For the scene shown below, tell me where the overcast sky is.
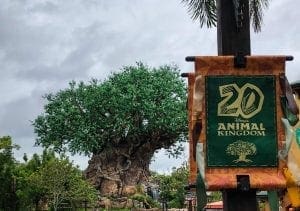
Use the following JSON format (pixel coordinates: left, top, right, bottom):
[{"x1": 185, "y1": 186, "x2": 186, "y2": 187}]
[{"x1": 1, "y1": 0, "x2": 299, "y2": 173}]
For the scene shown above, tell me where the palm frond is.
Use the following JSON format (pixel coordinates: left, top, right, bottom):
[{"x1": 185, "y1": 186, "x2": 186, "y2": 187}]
[
  {"x1": 182, "y1": 0, "x2": 217, "y2": 28},
  {"x1": 182, "y1": 0, "x2": 269, "y2": 32},
  {"x1": 249, "y1": 0, "x2": 269, "y2": 32}
]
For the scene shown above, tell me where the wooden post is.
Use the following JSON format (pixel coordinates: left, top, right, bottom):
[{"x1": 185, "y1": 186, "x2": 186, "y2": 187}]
[
  {"x1": 216, "y1": 0, "x2": 251, "y2": 56},
  {"x1": 216, "y1": 0, "x2": 257, "y2": 210},
  {"x1": 222, "y1": 189, "x2": 258, "y2": 211}
]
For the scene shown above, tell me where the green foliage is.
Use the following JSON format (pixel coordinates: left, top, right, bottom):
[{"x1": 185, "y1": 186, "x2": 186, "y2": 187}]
[
  {"x1": 181, "y1": 0, "x2": 217, "y2": 28},
  {"x1": 0, "y1": 136, "x2": 19, "y2": 210},
  {"x1": 135, "y1": 184, "x2": 144, "y2": 194},
  {"x1": 208, "y1": 191, "x2": 222, "y2": 202},
  {"x1": 131, "y1": 193, "x2": 159, "y2": 209},
  {"x1": 33, "y1": 63, "x2": 187, "y2": 156},
  {"x1": 181, "y1": 0, "x2": 270, "y2": 32},
  {"x1": 249, "y1": 0, "x2": 269, "y2": 32},
  {"x1": 15, "y1": 149, "x2": 57, "y2": 209},
  {"x1": 29, "y1": 156, "x2": 98, "y2": 211},
  {"x1": 0, "y1": 138, "x2": 97, "y2": 210},
  {"x1": 151, "y1": 163, "x2": 189, "y2": 208}
]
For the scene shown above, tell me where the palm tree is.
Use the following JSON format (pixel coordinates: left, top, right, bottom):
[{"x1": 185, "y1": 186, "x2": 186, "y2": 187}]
[
  {"x1": 182, "y1": 0, "x2": 270, "y2": 55},
  {"x1": 182, "y1": 0, "x2": 269, "y2": 32}
]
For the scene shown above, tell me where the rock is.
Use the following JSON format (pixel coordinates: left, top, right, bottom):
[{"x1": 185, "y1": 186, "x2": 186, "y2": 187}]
[
  {"x1": 111, "y1": 197, "x2": 128, "y2": 209},
  {"x1": 98, "y1": 197, "x2": 111, "y2": 210},
  {"x1": 101, "y1": 179, "x2": 119, "y2": 195},
  {"x1": 122, "y1": 185, "x2": 137, "y2": 196}
]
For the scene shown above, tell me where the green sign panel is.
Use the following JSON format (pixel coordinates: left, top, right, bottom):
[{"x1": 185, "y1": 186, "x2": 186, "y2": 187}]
[{"x1": 206, "y1": 76, "x2": 277, "y2": 167}]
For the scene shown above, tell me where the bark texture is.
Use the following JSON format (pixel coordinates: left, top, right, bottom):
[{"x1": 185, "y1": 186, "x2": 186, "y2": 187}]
[{"x1": 85, "y1": 146, "x2": 153, "y2": 196}]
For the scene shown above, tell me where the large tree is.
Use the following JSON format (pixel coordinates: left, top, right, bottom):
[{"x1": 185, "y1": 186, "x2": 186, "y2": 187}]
[{"x1": 33, "y1": 63, "x2": 187, "y2": 195}]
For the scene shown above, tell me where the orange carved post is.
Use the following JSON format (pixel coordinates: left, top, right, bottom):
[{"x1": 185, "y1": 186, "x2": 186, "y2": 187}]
[{"x1": 184, "y1": 55, "x2": 293, "y2": 210}]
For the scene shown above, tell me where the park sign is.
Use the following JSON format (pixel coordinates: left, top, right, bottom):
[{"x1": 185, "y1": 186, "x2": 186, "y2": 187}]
[
  {"x1": 185, "y1": 56, "x2": 289, "y2": 190},
  {"x1": 206, "y1": 75, "x2": 277, "y2": 167}
]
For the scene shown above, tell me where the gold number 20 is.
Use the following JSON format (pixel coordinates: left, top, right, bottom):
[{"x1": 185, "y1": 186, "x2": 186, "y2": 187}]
[{"x1": 217, "y1": 83, "x2": 264, "y2": 119}]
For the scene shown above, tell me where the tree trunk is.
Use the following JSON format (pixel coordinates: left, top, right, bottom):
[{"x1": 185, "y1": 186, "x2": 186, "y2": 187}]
[{"x1": 85, "y1": 147, "x2": 152, "y2": 196}]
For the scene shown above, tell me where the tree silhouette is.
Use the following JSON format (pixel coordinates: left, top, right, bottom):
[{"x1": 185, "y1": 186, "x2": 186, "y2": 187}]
[{"x1": 226, "y1": 140, "x2": 256, "y2": 163}]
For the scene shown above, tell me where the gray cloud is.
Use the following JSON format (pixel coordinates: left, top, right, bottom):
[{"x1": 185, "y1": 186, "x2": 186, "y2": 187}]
[
  {"x1": 251, "y1": 0, "x2": 300, "y2": 82},
  {"x1": 0, "y1": 0, "x2": 299, "y2": 170}
]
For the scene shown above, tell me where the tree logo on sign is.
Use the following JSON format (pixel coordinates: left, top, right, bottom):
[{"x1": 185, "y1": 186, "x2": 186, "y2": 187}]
[
  {"x1": 217, "y1": 83, "x2": 264, "y2": 119},
  {"x1": 226, "y1": 140, "x2": 257, "y2": 163}
]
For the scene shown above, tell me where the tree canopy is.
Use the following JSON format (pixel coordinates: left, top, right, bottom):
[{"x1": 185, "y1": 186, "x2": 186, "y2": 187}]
[
  {"x1": 151, "y1": 163, "x2": 189, "y2": 208},
  {"x1": 29, "y1": 156, "x2": 97, "y2": 211},
  {"x1": 33, "y1": 62, "x2": 187, "y2": 195},
  {"x1": 0, "y1": 136, "x2": 19, "y2": 210},
  {"x1": 33, "y1": 63, "x2": 187, "y2": 156}
]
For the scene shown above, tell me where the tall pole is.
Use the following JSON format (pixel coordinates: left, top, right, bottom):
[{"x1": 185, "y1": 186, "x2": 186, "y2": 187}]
[
  {"x1": 217, "y1": 0, "x2": 251, "y2": 56},
  {"x1": 216, "y1": 0, "x2": 257, "y2": 210}
]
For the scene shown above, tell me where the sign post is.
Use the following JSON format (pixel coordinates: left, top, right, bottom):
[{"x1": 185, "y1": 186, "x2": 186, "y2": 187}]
[
  {"x1": 183, "y1": 1, "x2": 297, "y2": 210},
  {"x1": 184, "y1": 55, "x2": 292, "y2": 211}
]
